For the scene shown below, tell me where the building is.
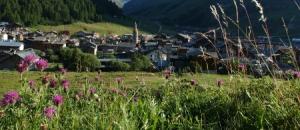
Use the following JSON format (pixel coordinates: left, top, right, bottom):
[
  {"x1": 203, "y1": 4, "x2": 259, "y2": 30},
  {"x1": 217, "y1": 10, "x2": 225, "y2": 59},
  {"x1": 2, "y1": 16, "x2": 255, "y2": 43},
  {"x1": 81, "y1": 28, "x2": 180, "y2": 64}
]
[
  {"x1": 0, "y1": 49, "x2": 39, "y2": 70},
  {"x1": 0, "y1": 40, "x2": 24, "y2": 51},
  {"x1": 133, "y1": 22, "x2": 140, "y2": 48}
]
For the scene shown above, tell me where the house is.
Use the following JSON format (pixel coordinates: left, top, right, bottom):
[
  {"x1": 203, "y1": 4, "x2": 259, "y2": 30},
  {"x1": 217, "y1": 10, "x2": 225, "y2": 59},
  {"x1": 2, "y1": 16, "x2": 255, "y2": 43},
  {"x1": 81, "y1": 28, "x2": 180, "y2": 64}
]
[
  {"x1": 24, "y1": 32, "x2": 68, "y2": 51},
  {"x1": 80, "y1": 40, "x2": 98, "y2": 55},
  {"x1": 146, "y1": 49, "x2": 169, "y2": 69},
  {"x1": 0, "y1": 40, "x2": 24, "y2": 51},
  {"x1": 0, "y1": 49, "x2": 39, "y2": 70}
]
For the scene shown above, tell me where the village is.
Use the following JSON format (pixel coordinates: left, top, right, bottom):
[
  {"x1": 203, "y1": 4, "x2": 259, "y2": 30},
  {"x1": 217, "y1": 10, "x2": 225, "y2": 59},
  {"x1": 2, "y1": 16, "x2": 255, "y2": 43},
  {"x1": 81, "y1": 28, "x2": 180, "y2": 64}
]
[{"x1": 0, "y1": 21, "x2": 299, "y2": 77}]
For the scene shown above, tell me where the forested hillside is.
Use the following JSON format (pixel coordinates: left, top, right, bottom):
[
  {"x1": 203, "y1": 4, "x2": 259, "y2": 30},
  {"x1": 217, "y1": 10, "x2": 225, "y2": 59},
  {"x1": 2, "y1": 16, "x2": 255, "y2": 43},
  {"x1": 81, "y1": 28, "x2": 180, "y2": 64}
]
[{"x1": 0, "y1": 0, "x2": 122, "y2": 26}]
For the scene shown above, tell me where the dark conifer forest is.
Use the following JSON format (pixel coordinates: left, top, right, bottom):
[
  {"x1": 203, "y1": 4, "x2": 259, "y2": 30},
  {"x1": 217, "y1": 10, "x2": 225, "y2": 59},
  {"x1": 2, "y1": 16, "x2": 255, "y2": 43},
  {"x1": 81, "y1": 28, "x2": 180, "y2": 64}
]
[{"x1": 0, "y1": 0, "x2": 122, "y2": 26}]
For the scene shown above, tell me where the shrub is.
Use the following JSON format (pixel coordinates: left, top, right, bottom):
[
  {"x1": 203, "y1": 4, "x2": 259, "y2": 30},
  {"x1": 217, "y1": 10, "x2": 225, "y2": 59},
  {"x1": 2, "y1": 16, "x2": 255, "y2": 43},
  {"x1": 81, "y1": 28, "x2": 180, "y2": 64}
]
[
  {"x1": 130, "y1": 53, "x2": 153, "y2": 71},
  {"x1": 108, "y1": 61, "x2": 130, "y2": 71},
  {"x1": 59, "y1": 48, "x2": 100, "y2": 72}
]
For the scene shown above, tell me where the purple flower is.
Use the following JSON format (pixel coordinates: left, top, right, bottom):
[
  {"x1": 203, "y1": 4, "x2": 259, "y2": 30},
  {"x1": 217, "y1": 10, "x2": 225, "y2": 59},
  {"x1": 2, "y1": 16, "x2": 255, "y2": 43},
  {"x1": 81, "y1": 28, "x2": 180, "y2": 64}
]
[
  {"x1": 17, "y1": 60, "x2": 28, "y2": 73},
  {"x1": 35, "y1": 59, "x2": 48, "y2": 71},
  {"x1": 293, "y1": 71, "x2": 300, "y2": 79},
  {"x1": 52, "y1": 95, "x2": 63, "y2": 106},
  {"x1": 28, "y1": 80, "x2": 36, "y2": 90},
  {"x1": 0, "y1": 91, "x2": 20, "y2": 107},
  {"x1": 238, "y1": 64, "x2": 247, "y2": 72},
  {"x1": 59, "y1": 67, "x2": 67, "y2": 75},
  {"x1": 89, "y1": 88, "x2": 97, "y2": 94},
  {"x1": 61, "y1": 80, "x2": 70, "y2": 91},
  {"x1": 49, "y1": 79, "x2": 57, "y2": 88},
  {"x1": 191, "y1": 79, "x2": 197, "y2": 86},
  {"x1": 24, "y1": 54, "x2": 38, "y2": 65},
  {"x1": 217, "y1": 79, "x2": 224, "y2": 87},
  {"x1": 43, "y1": 107, "x2": 56, "y2": 119}
]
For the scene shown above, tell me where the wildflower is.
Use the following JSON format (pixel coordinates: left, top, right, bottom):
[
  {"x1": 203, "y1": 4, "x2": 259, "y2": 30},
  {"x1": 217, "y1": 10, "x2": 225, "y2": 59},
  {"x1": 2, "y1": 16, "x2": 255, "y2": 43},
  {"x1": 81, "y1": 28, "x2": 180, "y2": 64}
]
[
  {"x1": 24, "y1": 54, "x2": 38, "y2": 65},
  {"x1": 61, "y1": 80, "x2": 70, "y2": 91},
  {"x1": 49, "y1": 79, "x2": 57, "y2": 88},
  {"x1": 238, "y1": 64, "x2": 247, "y2": 72},
  {"x1": 191, "y1": 79, "x2": 197, "y2": 86},
  {"x1": 164, "y1": 69, "x2": 171, "y2": 79},
  {"x1": 17, "y1": 60, "x2": 28, "y2": 73},
  {"x1": 75, "y1": 91, "x2": 84, "y2": 101},
  {"x1": 35, "y1": 59, "x2": 48, "y2": 71},
  {"x1": 89, "y1": 88, "x2": 97, "y2": 95},
  {"x1": 293, "y1": 71, "x2": 300, "y2": 79},
  {"x1": 28, "y1": 80, "x2": 36, "y2": 90},
  {"x1": 43, "y1": 107, "x2": 56, "y2": 119},
  {"x1": 52, "y1": 95, "x2": 63, "y2": 106},
  {"x1": 59, "y1": 67, "x2": 67, "y2": 75},
  {"x1": 217, "y1": 79, "x2": 224, "y2": 87},
  {"x1": 42, "y1": 75, "x2": 50, "y2": 84},
  {"x1": 116, "y1": 77, "x2": 123, "y2": 84},
  {"x1": 0, "y1": 91, "x2": 20, "y2": 107}
]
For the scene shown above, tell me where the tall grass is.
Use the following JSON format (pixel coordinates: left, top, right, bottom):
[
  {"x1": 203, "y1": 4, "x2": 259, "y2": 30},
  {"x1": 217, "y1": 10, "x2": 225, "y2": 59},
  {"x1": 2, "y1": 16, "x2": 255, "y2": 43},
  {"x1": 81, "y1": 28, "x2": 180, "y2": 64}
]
[{"x1": 0, "y1": 71, "x2": 300, "y2": 129}]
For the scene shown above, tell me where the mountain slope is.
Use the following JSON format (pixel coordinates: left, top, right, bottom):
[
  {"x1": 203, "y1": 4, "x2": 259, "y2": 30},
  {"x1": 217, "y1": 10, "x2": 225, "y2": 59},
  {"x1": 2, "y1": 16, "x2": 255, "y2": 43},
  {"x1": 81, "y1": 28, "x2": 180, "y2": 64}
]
[
  {"x1": 0, "y1": 0, "x2": 122, "y2": 26},
  {"x1": 124, "y1": 0, "x2": 300, "y2": 36}
]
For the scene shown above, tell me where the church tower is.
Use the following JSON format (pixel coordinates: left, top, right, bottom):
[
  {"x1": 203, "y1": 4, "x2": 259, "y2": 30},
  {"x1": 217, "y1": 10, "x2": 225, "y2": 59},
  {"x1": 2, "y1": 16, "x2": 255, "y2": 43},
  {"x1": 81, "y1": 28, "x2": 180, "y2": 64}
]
[{"x1": 133, "y1": 22, "x2": 140, "y2": 48}]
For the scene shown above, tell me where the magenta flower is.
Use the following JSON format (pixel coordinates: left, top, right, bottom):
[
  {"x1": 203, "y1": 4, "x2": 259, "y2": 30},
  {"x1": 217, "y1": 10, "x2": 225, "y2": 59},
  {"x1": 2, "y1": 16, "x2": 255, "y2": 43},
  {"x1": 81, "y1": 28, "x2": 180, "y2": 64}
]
[
  {"x1": 217, "y1": 79, "x2": 224, "y2": 87},
  {"x1": 35, "y1": 59, "x2": 48, "y2": 71},
  {"x1": 43, "y1": 107, "x2": 56, "y2": 119},
  {"x1": 17, "y1": 60, "x2": 28, "y2": 73},
  {"x1": 49, "y1": 79, "x2": 57, "y2": 88},
  {"x1": 89, "y1": 88, "x2": 97, "y2": 94},
  {"x1": 52, "y1": 95, "x2": 63, "y2": 106},
  {"x1": 293, "y1": 71, "x2": 300, "y2": 79},
  {"x1": 0, "y1": 91, "x2": 20, "y2": 107},
  {"x1": 191, "y1": 79, "x2": 197, "y2": 86},
  {"x1": 24, "y1": 54, "x2": 38, "y2": 65},
  {"x1": 61, "y1": 80, "x2": 70, "y2": 91}
]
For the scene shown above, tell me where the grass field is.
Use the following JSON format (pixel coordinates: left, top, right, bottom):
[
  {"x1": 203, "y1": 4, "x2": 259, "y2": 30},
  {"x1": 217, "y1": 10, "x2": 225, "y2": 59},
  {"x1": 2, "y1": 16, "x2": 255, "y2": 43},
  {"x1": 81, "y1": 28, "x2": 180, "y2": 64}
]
[
  {"x1": 1, "y1": 70, "x2": 300, "y2": 129},
  {"x1": 0, "y1": 71, "x2": 230, "y2": 96},
  {"x1": 30, "y1": 22, "x2": 142, "y2": 35}
]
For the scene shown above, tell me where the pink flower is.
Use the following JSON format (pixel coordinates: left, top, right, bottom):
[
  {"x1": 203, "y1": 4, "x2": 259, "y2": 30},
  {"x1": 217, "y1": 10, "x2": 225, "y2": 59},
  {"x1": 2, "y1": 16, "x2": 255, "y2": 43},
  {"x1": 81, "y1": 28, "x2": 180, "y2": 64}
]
[
  {"x1": 28, "y1": 80, "x2": 36, "y2": 90},
  {"x1": 59, "y1": 67, "x2": 67, "y2": 75},
  {"x1": 116, "y1": 77, "x2": 123, "y2": 84},
  {"x1": 191, "y1": 79, "x2": 197, "y2": 85},
  {"x1": 238, "y1": 64, "x2": 247, "y2": 72},
  {"x1": 0, "y1": 91, "x2": 20, "y2": 107},
  {"x1": 89, "y1": 88, "x2": 97, "y2": 94},
  {"x1": 44, "y1": 107, "x2": 56, "y2": 119},
  {"x1": 17, "y1": 60, "x2": 28, "y2": 73},
  {"x1": 49, "y1": 79, "x2": 57, "y2": 88},
  {"x1": 217, "y1": 79, "x2": 224, "y2": 87},
  {"x1": 52, "y1": 95, "x2": 63, "y2": 106},
  {"x1": 35, "y1": 59, "x2": 48, "y2": 71},
  {"x1": 24, "y1": 54, "x2": 38, "y2": 65},
  {"x1": 61, "y1": 80, "x2": 70, "y2": 91},
  {"x1": 293, "y1": 71, "x2": 300, "y2": 79}
]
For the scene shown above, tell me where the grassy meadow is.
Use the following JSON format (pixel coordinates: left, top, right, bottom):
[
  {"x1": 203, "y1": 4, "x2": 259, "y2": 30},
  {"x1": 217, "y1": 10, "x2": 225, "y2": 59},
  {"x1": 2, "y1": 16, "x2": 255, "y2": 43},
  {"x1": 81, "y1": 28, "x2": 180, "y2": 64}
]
[
  {"x1": 30, "y1": 22, "x2": 141, "y2": 35},
  {"x1": 1, "y1": 70, "x2": 300, "y2": 129}
]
